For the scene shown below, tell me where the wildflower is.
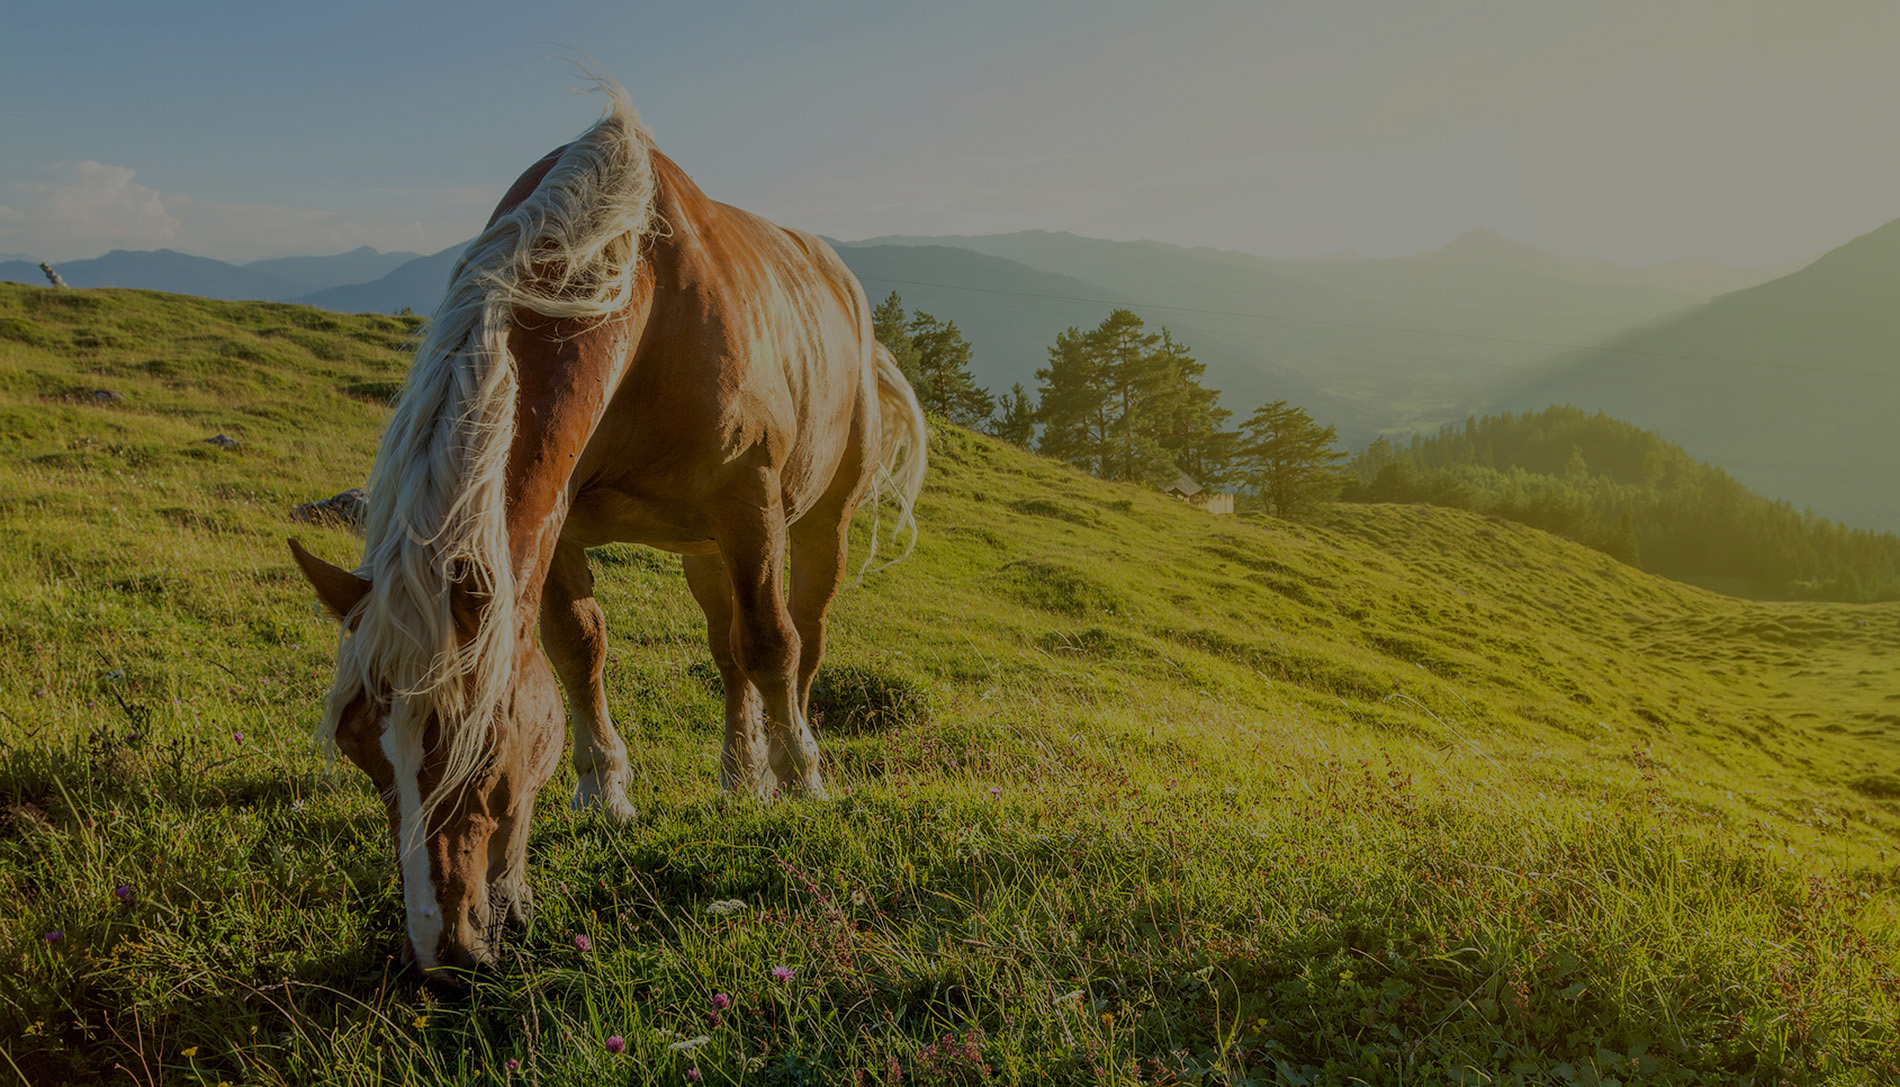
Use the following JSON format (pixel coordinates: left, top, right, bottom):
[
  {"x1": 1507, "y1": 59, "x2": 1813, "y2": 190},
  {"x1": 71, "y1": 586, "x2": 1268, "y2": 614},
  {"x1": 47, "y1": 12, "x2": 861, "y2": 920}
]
[
  {"x1": 605, "y1": 1035, "x2": 626, "y2": 1055},
  {"x1": 413, "y1": 1014, "x2": 428, "y2": 1029},
  {"x1": 114, "y1": 885, "x2": 133, "y2": 902},
  {"x1": 233, "y1": 731, "x2": 244, "y2": 744},
  {"x1": 707, "y1": 1011, "x2": 721, "y2": 1028},
  {"x1": 711, "y1": 992, "x2": 731, "y2": 1010},
  {"x1": 687, "y1": 1069, "x2": 701, "y2": 1082},
  {"x1": 504, "y1": 1058, "x2": 520, "y2": 1072},
  {"x1": 771, "y1": 965, "x2": 796, "y2": 982},
  {"x1": 704, "y1": 899, "x2": 747, "y2": 916},
  {"x1": 43, "y1": 931, "x2": 62, "y2": 943},
  {"x1": 181, "y1": 1046, "x2": 199, "y2": 1058},
  {"x1": 574, "y1": 933, "x2": 592, "y2": 952},
  {"x1": 988, "y1": 787, "x2": 1001, "y2": 797}
]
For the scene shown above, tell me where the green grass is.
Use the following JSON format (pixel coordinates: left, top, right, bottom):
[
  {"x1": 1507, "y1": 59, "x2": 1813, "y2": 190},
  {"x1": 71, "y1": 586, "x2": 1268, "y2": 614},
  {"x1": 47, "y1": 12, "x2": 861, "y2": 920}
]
[{"x1": 2, "y1": 283, "x2": 1898, "y2": 1085}]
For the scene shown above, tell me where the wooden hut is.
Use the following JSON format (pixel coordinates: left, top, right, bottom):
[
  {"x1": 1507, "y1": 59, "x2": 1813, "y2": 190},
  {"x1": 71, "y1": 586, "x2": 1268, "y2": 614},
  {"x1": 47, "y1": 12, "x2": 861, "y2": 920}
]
[{"x1": 1163, "y1": 473, "x2": 1233, "y2": 515}]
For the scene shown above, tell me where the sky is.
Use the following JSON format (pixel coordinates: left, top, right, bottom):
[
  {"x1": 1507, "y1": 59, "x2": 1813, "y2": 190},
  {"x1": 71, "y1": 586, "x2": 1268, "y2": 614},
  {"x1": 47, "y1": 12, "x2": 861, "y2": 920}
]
[{"x1": 5, "y1": 0, "x2": 1900, "y2": 269}]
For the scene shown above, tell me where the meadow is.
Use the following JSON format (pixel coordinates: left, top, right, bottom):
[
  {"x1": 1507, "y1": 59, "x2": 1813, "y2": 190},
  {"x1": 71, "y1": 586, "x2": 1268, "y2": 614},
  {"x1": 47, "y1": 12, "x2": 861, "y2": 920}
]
[{"x1": 1, "y1": 281, "x2": 1898, "y2": 1085}]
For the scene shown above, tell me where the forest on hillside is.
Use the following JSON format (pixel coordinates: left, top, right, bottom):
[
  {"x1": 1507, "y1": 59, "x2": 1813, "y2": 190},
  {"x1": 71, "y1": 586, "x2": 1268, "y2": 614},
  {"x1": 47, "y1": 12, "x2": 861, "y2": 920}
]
[{"x1": 1342, "y1": 406, "x2": 1900, "y2": 603}]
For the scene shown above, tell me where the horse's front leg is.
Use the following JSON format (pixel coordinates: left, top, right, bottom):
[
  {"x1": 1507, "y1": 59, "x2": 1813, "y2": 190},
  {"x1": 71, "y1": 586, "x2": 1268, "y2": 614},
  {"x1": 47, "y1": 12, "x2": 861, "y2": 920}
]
[{"x1": 541, "y1": 541, "x2": 637, "y2": 821}]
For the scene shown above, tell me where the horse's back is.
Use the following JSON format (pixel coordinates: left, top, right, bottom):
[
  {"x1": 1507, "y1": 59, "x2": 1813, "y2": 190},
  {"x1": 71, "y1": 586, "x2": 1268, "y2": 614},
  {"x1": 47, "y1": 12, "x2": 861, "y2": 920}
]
[{"x1": 554, "y1": 150, "x2": 879, "y2": 551}]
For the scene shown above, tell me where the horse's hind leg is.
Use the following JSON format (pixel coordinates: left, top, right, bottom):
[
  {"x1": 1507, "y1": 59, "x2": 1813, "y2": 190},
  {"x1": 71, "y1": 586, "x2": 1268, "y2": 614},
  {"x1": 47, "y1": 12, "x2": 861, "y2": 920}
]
[
  {"x1": 788, "y1": 498, "x2": 854, "y2": 723},
  {"x1": 684, "y1": 553, "x2": 774, "y2": 797},
  {"x1": 540, "y1": 541, "x2": 636, "y2": 821}
]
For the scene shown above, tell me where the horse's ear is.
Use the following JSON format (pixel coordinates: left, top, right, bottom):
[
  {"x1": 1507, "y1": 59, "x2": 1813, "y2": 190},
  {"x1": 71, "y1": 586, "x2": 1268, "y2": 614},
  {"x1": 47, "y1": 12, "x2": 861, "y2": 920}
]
[{"x1": 288, "y1": 538, "x2": 370, "y2": 620}]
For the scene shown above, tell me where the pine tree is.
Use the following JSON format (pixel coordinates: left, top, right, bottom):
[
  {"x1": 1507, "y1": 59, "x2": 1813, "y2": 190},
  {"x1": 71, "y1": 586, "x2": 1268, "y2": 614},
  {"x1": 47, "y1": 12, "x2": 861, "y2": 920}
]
[
  {"x1": 1035, "y1": 310, "x2": 1228, "y2": 485},
  {"x1": 1149, "y1": 329, "x2": 1236, "y2": 485},
  {"x1": 990, "y1": 383, "x2": 1037, "y2": 447},
  {"x1": 1090, "y1": 309, "x2": 1176, "y2": 483},
  {"x1": 1035, "y1": 325, "x2": 1111, "y2": 475},
  {"x1": 906, "y1": 311, "x2": 994, "y2": 427},
  {"x1": 873, "y1": 291, "x2": 924, "y2": 387},
  {"x1": 1239, "y1": 400, "x2": 1348, "y2": 518}
]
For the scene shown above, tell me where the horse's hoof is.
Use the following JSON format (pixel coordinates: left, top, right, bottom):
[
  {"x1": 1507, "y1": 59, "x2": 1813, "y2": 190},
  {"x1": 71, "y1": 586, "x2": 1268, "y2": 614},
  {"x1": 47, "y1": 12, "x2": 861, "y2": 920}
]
[
  {"x1": 571, "y1": 777, "x2": 637, "y2": 823},
  {"x1": 719, "y1": 767, "x2": 780, "y2": 800}
]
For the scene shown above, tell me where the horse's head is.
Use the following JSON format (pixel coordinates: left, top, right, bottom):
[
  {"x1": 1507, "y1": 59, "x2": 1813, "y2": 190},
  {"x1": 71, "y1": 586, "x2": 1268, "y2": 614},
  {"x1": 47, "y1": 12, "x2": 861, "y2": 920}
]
[{"x1": 290, "y1": 539, "x2": 565, "y2": 980}]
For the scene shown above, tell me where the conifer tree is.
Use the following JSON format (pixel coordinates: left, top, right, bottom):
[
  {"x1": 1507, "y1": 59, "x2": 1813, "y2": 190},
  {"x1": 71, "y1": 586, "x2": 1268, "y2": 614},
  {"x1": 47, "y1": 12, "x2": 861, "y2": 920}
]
[
  {"x1": 991, "y1": 383, "x2": 1037, "y2": 447},
  {"x1": 906, "y1": 311, "x2": 994, "y2": 427},
  {"x1": 1035, "y1": 310, "x2": 1231, "y2": 485},
  {"x1": 873, "y1": 291, "x2": 924, "y2": 387},
  {"x1": 1035, "y1": 325, "x2": 1111, "y2": 475},
  {"x1": 1149, "y1": 328, "x2": 1237, "y2": 485},
  {"x1": 1239, "y1": 399, "x2": 1348, "y2": 518},
  {"x1": 1090, "y1": 309, "x2": 1176, "y2": 483}
]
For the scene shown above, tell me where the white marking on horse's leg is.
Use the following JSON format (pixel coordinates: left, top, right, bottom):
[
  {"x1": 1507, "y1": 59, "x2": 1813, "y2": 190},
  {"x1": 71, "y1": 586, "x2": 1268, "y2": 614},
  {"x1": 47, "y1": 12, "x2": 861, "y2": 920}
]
[
  {"x1": 719, "y1": 680, "x2": 774, "y2": 797},
  {"x1": 764, "y1": 696, "x2": 827, "y2": 799},
  {"x1": 570, "y1": 699, "x2": 636, "y2": 821},
  {"x1": 542, "y1": 545, "x2": 636, "y2": 822},
  {"x1": 382, "y1": 724, "x2": 443, "y2": 971}
]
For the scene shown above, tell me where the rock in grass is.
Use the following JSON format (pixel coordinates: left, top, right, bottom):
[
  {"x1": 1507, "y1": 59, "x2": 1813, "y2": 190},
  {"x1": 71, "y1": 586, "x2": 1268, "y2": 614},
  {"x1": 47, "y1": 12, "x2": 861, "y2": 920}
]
[{"x1": 291, "y1": 488, "x2": 367, "y2": 531}]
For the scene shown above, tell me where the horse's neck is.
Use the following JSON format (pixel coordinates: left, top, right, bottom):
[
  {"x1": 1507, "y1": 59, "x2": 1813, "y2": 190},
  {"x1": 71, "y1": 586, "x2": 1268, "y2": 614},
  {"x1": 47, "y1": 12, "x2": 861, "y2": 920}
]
[{"x1": 496, "y1": 282, "x2": 653, "y2": 620}]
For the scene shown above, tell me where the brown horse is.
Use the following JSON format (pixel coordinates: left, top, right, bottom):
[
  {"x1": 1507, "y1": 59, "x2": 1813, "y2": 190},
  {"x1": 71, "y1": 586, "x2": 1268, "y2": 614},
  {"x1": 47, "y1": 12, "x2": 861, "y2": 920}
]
[{"x1": 289, "y1": 79, "x2": 926, "y2": 978}]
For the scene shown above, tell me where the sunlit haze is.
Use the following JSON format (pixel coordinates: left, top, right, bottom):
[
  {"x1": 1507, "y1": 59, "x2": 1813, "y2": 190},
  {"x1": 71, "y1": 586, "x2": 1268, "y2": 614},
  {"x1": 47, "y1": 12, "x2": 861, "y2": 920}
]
[{"x1": 5, "y1": 0, "x2": 1900, "y2": 269}]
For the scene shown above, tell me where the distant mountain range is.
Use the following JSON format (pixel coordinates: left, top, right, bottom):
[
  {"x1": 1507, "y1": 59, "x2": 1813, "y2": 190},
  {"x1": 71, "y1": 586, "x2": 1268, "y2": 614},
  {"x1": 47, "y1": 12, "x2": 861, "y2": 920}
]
[
  {"x1": 838, "y1": 229, "x2": 1717, "y2": 435},
  {"x1": 0, "y1": 245, "x2": 420, "y2": 302},
  {"x1": 1488, "y1": 217, "x2": 1900, "y2": 533},
  {"x1": 242, "y1": 246, "x2": 421, "y2": 291},
  {"x1": 295, "y1": 245, "x2": 460, "y2": 313},
  {"x1": 6, "y1": 222, "x2": 1895, "y2": 530}
]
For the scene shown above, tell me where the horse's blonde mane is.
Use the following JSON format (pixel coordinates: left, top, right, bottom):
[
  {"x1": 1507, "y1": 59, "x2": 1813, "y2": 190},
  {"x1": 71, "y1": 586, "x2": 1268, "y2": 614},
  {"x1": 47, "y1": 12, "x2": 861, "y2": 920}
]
[{"x1": 322, "y1": 77, "x2": 657, "y2": 815}]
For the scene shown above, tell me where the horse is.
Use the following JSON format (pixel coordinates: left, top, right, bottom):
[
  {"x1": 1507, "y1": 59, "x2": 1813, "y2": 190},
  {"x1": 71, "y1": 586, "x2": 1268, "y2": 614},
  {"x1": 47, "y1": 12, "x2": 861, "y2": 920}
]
[{"x1": 288, "y1": 77, "x2": 927, "y2": 979}]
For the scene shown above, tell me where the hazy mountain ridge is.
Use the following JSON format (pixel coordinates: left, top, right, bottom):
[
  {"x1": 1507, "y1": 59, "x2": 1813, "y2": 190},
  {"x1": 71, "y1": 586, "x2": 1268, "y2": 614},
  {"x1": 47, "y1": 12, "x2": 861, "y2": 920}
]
[
  {"x1": 1, "y1": 245, "x2": 423, "y2": 301},
  {"x1": 1489, "y1": 217, "x2": 1900, "y2": 532},
  {"x1": 832, "y1": 242, "x2": 1357, "y2": 431},
  {"x1": 294, "y1": 244, "x2": 461, "y2": 313},
  {"x1": 840, "y1": 229, "x2": 1717, "y2": 435},
  {"x1": 243, "y1": 245, "x2": 421, "y2": 291},
  {"x1": 0, "y1": 249, "x2": 309, "y2": 301}
]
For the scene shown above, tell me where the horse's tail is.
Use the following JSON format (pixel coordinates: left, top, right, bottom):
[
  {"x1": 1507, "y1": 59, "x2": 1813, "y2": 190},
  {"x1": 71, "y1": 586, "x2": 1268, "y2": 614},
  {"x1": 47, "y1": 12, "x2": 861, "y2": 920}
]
[{"x1": 859, "y1": 342, "x2": 928, "y2": 575}]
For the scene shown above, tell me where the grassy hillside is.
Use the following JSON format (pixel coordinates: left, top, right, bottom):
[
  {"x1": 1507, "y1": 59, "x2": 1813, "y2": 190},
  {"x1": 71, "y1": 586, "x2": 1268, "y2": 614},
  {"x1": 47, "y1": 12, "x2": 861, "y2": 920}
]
[
  {"x1": 2, "y1": 283, "x2": 1898, "y2": 1085},
  {"x1": 1344, "y1": 407, "x2": 1900, "y2": 602}
]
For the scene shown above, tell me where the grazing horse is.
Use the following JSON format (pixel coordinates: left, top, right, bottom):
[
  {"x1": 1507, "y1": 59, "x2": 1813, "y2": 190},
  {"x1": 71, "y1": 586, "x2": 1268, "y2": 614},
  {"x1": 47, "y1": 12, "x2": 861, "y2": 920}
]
[{"x1": 289, "y1": 79, "x2": 927, "y2": 978}]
